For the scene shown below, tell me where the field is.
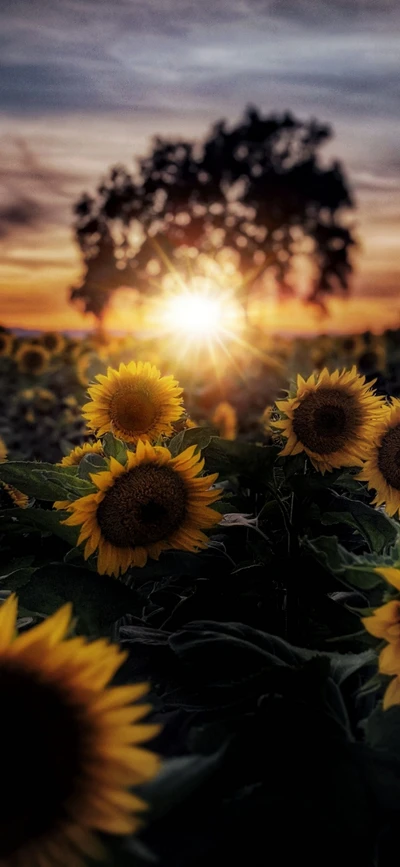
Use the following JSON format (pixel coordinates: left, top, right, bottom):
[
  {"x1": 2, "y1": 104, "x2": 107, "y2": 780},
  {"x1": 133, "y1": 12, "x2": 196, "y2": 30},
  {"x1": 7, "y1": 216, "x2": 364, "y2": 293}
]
[{"x1": 2, "y1": 322, "x2": 400, "y2": 866}]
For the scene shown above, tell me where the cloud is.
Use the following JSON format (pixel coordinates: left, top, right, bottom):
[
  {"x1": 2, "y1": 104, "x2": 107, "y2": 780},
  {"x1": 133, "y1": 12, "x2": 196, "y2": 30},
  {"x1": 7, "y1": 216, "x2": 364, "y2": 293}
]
[
  {"x1": 0, "y1": 0, "x2": 399, "y2": 323},
  {"x1": 0, "y1": 0, "x2": 399, "y2": 114},
  {"x1": 0, "y1": 136, "x2": 88, "y2": 239}
]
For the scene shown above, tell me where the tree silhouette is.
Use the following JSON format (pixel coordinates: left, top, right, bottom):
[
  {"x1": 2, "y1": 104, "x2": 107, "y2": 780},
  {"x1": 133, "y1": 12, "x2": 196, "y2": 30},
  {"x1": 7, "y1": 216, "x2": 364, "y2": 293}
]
[{"x1": 71, "y1": 106, "x2": 355, "y2": 321}]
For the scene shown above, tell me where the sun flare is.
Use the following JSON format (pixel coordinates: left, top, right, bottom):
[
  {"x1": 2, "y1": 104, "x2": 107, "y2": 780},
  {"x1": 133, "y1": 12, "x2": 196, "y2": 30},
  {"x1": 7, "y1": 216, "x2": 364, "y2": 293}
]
[
  {"x1": 160, "y1": 287, "x2": 242, "y2": 341},
  {"x1": 163, "y1": 291, "x2": 225, "y2": 337}
]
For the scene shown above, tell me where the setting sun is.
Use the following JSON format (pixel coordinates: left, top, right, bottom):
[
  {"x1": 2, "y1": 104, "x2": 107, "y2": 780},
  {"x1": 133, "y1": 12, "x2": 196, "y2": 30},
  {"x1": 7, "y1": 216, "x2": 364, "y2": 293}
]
[{"x1": 163, "y1": 291, "x2": 225, "y2": 337}]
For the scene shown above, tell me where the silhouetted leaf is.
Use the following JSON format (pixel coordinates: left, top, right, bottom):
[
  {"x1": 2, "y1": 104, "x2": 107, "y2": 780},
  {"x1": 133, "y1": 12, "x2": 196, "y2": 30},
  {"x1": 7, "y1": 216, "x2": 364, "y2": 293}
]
[
  {"x1": 321, "y1": 493, "x2": 398, "y2": 554},
  {"x1": 304, "y1": 536, "x2": 384, "y2": 590},
  {"x1": 168, "y1": 427, "x2": 215, "y2": 457},
  {"x1": 102, "y1": 432, "x2": 128, "y2": 464},
  {"x1": 0, "y1": 461, "x2": 93, "y2": 501},
  {"x1": 0, "y1": 507, "x2": 79, "y2": 545},
  {"x1": 78, "y1": 453, "x2": 108, "y2": 479},
  {"x1": 12, "y1": 563, "x2": 138, "y2": 636}
]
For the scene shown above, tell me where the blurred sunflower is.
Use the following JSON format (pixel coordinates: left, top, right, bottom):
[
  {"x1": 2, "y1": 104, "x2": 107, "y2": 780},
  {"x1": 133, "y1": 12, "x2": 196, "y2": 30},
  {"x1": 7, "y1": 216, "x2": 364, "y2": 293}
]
[
  {"x1": 275, "y1": 367, "x2": 384, "y2": 473},
  {"x1": 0, "y1": 483, "x2": 29, "y2": 509},
  {"x1": 212, "y1": 402, "x2": 237, "y2": 441},
  {"x1": 59, "y1": 439, "x2": 221, "y2": 577},
  {"x1": 0, "y1": 435, "x2": 7, "y2": 462},
  {"x1": 19, "y1": 388, "x2": 35, "y2": 402},
  {"x1": 0, "y1": 331, "x2": 14, "y2": 357},
  {"x1": 40, "y1": 331, "x2": 65, "y2": 355},
  {"x1": 340, "y1": 334, "x2": 365, "y2": 359},
  {"x1": 34, "y1": 388, "x2": 57, "y2": 411},
  {"x1": 63, "y1": 394, "x2": 79, "y2": 409},
  {"x1": 75, "y1": 351, "x2": 93, "y2": 388},
  {"x1": 82, "y1": 361, "x2": 183, "y2": 444},
  {"x1": 358, "y1": 398, "x2": 400, "y2": 516},
  {"x1": 261, "y1": 405, "x2": 273, "y2": 436},
  {"x1": 15, "y1": 343, "x2": 50, "y2": 376},
  {"x1": 357, "y1": 339, "x2": 387, "y2": 375},
  {"x1": 0, "y1": 595, "x2": 160, "y2": 867}
]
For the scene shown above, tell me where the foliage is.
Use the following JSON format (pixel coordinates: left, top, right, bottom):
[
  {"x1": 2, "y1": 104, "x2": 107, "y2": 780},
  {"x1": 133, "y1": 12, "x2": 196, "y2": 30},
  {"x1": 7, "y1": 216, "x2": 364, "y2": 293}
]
[
  {"x1": 2, "y1": 326, "x2": 400, "y2": 864},
  {"x1": 71, "y1": 106, "x2": 355, "y2": 320}
]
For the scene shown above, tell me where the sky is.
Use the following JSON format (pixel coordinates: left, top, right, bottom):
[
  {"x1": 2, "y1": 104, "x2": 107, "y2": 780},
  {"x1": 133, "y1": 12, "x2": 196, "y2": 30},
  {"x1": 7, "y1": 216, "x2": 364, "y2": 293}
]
[{"x1": 0, "y1": 0, "x2": 399, "y2": 333}]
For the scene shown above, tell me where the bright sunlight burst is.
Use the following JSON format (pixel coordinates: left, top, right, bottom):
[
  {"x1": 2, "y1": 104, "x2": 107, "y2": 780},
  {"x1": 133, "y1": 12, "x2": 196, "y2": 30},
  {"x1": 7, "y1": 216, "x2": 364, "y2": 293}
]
[{"x1": 163, "y1": 291, "x2": 225, "y2": 337}]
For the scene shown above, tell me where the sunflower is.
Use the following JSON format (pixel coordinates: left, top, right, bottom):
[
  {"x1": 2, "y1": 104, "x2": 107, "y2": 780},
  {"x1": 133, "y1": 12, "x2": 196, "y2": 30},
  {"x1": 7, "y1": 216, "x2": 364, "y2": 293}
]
[
  {"x1": 357, "y1": 399, "x2": 400, "y2": 516},
  {"x1": 0, "y1": 595, "x2": 160, "y2": 867},
  {"x1": 0, "y1": 443, "x2": 28, "y2": 507},
  {"x1": 375, "y1": 565, "x2": 400, "y2": 591},
  {"x1": 185, "y1": 417, "x2": 198, "y2": 430},
  {"x1": 15, "y1": 343, "x2": 50, "y2": 376},
  {"x1": 261, "y1": 405, "x2": 273, "y2": 436},
  {"x1": 82, "y1": 361, "x2": 183, "y2": 444},
  {"x1": 0, "y1": 436, "x2": 7, "y2": 462},
  {"x1": 340, "y1": 334, "x2": 365, "y2": 359},
  {"x1": 357, "y1": 343, "x2": 387, "y2": 375},
  {"x1": 362, "y1": 600, "x2": 400, "y2": 643},
  {"x1": 75, "y1": 351, "x2": 94, "y2": 388},
  {"x1": 55, "y1": 442, "x2": 106, "y2": 511},
  {"x1": 0, "y1": 483, "x2": 29, "y2": 509},
  {"x1": 377, "y1": 638, "x2": 400, "y2": 710},
  {"x1": 59, "y1": 441, "x2": 105, "y2": 468},
  {"x1": 59, "y1": 439, "x2": 221, "y2": 577},
  {"x1": 274, "y1": 367, "x2": 384, "y2": 473},
  {"x1": 212, "y1": 402, "x2": 237, "y2": 441},
  {"x1": 40, "y1": 331, "x2": 65, "y2": 355},
  {"x1": 0, "y1": 331, "x2": 14, "y2": 357},
  {"x1": 63, "y1": 394, "x2": 79, "y2": 409},
  {"x1": 34, "y1": 388, "x2": 57, "y2": 412}
]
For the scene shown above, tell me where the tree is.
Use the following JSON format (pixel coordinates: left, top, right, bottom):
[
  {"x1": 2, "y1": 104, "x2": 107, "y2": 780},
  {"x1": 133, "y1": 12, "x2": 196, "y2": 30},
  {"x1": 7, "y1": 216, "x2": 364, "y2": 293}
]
[{"x1": 70, "y1": 106, "x2": 355, "y2": 321}]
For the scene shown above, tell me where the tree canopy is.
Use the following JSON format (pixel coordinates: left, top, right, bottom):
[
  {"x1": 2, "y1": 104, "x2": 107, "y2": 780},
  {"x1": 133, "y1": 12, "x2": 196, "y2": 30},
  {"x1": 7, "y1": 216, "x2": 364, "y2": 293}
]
[{"x1": 71, "y1": 106, "x2": 355, "y2": 321}]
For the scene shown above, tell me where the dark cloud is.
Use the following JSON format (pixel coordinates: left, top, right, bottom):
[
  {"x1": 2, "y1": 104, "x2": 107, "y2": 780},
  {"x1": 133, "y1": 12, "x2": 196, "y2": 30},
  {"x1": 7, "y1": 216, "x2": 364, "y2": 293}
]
[
  {"x1": 0, "y1": 0, "x2": 399, "y2": 289},
  {"x1": 1, "y1": 0, "x2": 398, "y2": 114},
  {"x1": 0, "y1": 197, "x2": 42, "y2": 239},
  {"x1": 0, "y1": 137, "x2": 85, "y2": 239}
]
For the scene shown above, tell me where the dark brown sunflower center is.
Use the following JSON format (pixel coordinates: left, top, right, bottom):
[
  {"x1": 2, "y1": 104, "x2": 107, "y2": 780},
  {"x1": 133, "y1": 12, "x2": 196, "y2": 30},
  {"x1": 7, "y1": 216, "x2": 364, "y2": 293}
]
[
  {"x1": 0, "y1": 662, "x2": 90, "y2": 858},
  {"x1": 292, "y1": 387, "x2": 361, "y2": 455},
  {"x1": 23, "y1": 350, "x2": 45, "y2": 370},
  {"x1": 110, "y1": 387, "x2": 157, "y2": 435},
  {"x1": 42, "y1": 335, "x2": 58, "y2": 351},
  {"x1": 377, "y1": 426, "x2": 400, "y2": 490},
  {"x1": 97, "y1": 464, "x2": 187, "y2": 548}
]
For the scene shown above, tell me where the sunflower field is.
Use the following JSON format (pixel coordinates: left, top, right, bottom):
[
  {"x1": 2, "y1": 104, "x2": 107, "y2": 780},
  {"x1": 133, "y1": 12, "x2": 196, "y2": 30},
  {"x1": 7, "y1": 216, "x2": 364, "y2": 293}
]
[{"x1": 3, "y1": 323, "x2": 400, "y2": 866}]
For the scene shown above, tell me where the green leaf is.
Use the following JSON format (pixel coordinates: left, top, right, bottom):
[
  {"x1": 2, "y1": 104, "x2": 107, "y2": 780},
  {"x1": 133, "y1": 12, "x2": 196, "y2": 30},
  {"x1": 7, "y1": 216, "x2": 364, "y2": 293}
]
[
  {"x1": 78, "y1": 453, "x2": 108, "y2": 479},
  {"x1": 102, "y1": 432, "x2": 128, "y2": 464},
  {"x1": 365, "y1": 704, "x2": 400, "y2": 753},
  {"x1": 139, "y1": 749, "x2": 227, "y2": 821},
  {"x1": 0, "y1": 556, "x2": 34, "y2": 576},
  {"x1": 303, "y1": 535, "x2": 383, "y2": 590},
  {"x1": 321, "y1": 492, "x2": 398, "y2": 554},
  {"x1": 0, "y1": 507, "x2": 79, "y2": 546},
  {"x1": 0, "y1": 566, "x2": 36, "y2": 591},
  {"x1": 326, "y1": 649, "x2": 376, "y2": 685},
  {"x1": 362, "y1": 707, "x2": 400, "y2": 815},
  {"x1": 40, "y1": 470, "x2": 95, "y2": 499},
  {"x1": 12, "y1": 563, "x2": 139, "y2": 636},
  {"x1": 203, "y1": 438, "x2": 279, "y2": 481},
  {"x1": 168, "y1": 426, "x2": 215, "y2": 457},
  {"x1": 0, "y1": 461, "x2": 94, "y2": 501}
]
